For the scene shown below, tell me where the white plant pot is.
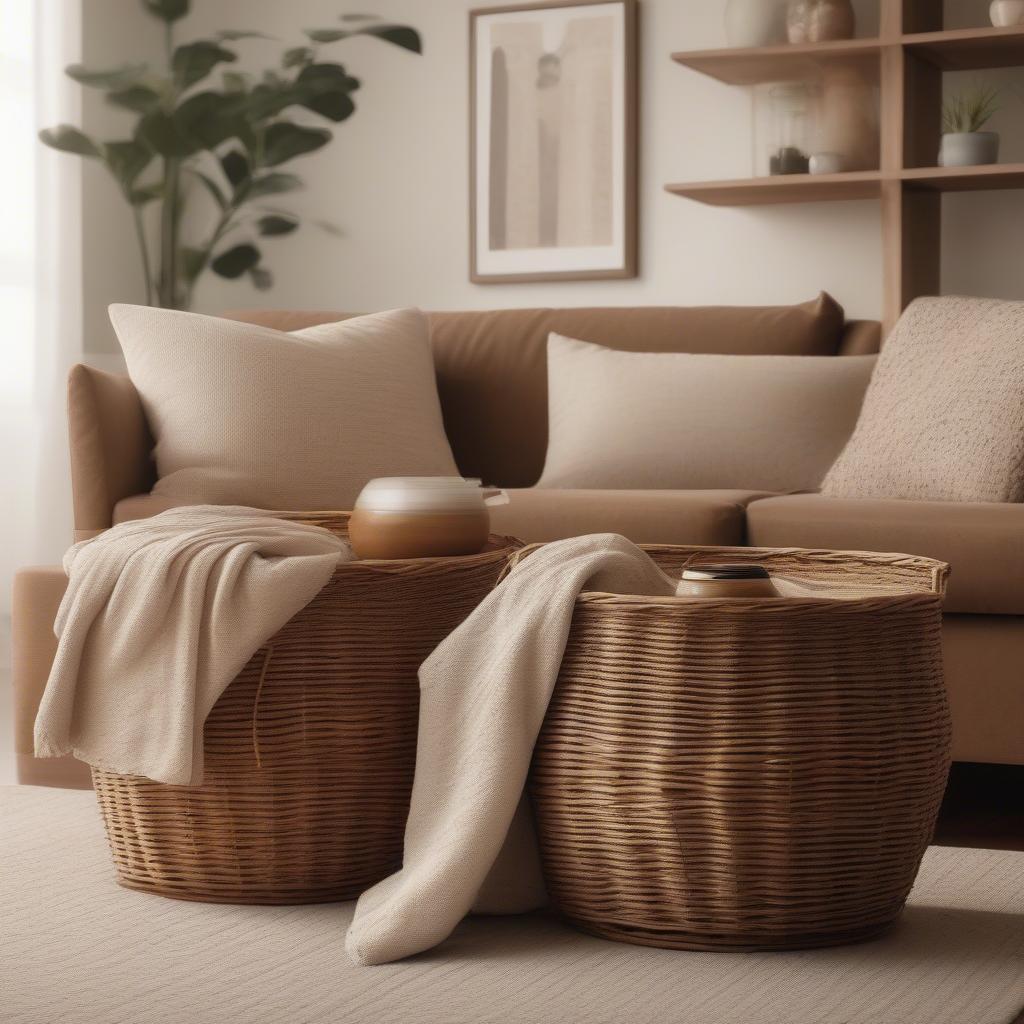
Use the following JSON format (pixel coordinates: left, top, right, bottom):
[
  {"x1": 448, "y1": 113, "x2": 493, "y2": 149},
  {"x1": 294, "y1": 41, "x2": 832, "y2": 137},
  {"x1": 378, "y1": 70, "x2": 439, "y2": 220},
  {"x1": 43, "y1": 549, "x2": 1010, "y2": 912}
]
[
  {"x1": 990, "y1": 0, "x2": 1024, "y2": 27},
  {"x1": 939, "y1": 132, "x2": 1000, "y2": 168},
  {"x1": 724, "y1": 0, "x2": 787, "y2": 47}
]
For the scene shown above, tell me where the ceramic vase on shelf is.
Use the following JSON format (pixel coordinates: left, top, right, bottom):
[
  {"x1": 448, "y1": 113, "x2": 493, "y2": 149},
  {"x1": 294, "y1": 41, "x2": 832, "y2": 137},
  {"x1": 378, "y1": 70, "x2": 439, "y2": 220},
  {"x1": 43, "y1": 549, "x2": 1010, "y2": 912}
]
[
  {"x1": 787, "y1": 0, "x2": 856, "y2": 43},
  {"x1": 724, "y1": 0, "x2": 787, "y2": 48},
  {"x1": 990, "y1": 1, "x2": 1024, "y2": 27},
  {"x1": 939, "y1": 132, "x2": 1000, "y2": 167}
]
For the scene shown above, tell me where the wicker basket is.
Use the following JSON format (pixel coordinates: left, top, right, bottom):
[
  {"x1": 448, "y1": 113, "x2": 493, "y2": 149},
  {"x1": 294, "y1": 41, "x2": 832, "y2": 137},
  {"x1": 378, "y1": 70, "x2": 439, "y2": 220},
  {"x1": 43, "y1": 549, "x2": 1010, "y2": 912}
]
[
  {"x1": 92, "y1": 514, "x2": 519, "y2": 905},
  {"x1": 524, "y1": 544, "x2": 952, "y2": 951}
]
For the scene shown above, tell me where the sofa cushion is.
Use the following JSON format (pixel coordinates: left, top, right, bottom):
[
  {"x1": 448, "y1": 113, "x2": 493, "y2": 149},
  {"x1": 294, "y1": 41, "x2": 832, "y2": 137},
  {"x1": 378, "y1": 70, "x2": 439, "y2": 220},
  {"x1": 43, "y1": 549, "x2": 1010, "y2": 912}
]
[
  {"x1": 226, "y1": 294, "x2": 846, "y2": 489},
  {"x1": 491, "y1": 489, "x2": 776, "y2": 546},
  {"x1": 537, "y1": 334, "x2": 875, "y2": 491},
  {"x1": 110, "y1": 305, "x2": 459, "y2": 511},
  {"x1": 823, "y1": 295, "x2": 1024, "y2": 502},
  {"x1": 747, "y1": 493, "x2": 1024, "y2": 615}
]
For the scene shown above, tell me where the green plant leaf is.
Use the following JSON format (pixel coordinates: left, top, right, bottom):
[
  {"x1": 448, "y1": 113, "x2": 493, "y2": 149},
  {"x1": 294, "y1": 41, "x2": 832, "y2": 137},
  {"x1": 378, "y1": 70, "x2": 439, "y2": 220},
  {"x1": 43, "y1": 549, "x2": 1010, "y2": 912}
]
[
  {"x1": 65, "y1": 62, "x2": 148, "y2": 89},
  {"x1": 104, "y1": 139, "x2": 153, "y2": 186},
  {"x1": 249, "y1": 266, "x2": 274, "y2": 291},
  {"x1": 248, "y1": 172, "x2": 303, "y2": 197},
  {"x1": 138, "y1": 110, "x2": 194, "y2": 156},
  {"x1": 180, "y1": 246, "x2": 207, "y2": 282},
  {"x1": 216, "y1": 30, "x2": 274, "y2": 41},
  {"x1": 211, "y1": 243, "x2": 261, "y2": 278},
  {"x1": 175, "y1": 91, "x2": 249, "y2": 150},
  {"x1": 304, "y1": 28, "x2": 349, "y2": 43},
  {"x1": 173, "y1": 41, "x2": 237, "y2": 90},
  {"x1": 283, "y1": 46, "x2": 314, "y2": 69},
  {"x1": 107, "y1": 84, "x2": 162, "y2": 113},
  {"x1": 244, "y1": 80, "x2": 297, "y2": 121},
  {"x1": 305, "y1": 22, "x2": 423, "y2": 53},
  {"x1": 258, "y1": 213, "x2": 299, "y2": 236},
  {"x1": 222, "y1": 70, "x2": 250, "y2": 93},
  {"x1": 295, "y1": 63, "x2": 359, "y2": 121},
  {"x1": 261, "y1": 122, "x2": 331, "y2": 166},
  {"x1": 130, "y1": 181, "x2": 164, "y2": 204},
  {"x1": 142, "y1": 0, "x2": 189, "y2": 23},
  {"x1": 39, "y1": 125, "x2": 103, "y2": 158},
  {"x1": 220, "y1": 148, "x2": 250, "y2": 187}
]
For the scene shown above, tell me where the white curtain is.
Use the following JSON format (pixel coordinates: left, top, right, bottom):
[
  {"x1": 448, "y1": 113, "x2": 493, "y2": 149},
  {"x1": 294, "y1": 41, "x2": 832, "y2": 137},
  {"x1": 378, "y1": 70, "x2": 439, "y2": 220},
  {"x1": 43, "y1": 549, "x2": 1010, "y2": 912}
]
[{"x1": 0, "y1": 0, "x2": 82, "y2": 613}]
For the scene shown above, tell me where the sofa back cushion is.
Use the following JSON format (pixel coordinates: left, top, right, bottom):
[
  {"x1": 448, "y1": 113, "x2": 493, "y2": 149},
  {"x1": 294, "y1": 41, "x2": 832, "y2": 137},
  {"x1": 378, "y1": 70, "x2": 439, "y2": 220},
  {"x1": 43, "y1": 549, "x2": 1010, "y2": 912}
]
[
  {"x1": 110, "y1": 304, "x2": 459, "y2": 511},
  {"x1": 823, "y1": 295, "x2": 1024, "y2": 503},
  {"x1": 537, "y1": 334, "x2": 876, "y2": 492},
  {"x1": 227, "y1": 293, "x2": 849, "y2": 487}
]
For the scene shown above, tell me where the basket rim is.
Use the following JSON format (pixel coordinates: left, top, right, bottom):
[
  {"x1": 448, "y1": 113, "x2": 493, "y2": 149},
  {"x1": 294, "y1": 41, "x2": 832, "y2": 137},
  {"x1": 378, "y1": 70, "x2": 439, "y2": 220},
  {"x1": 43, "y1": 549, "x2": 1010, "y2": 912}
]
[{"x1": 504, "y1": 541, "x2": 950, "y2": 604}]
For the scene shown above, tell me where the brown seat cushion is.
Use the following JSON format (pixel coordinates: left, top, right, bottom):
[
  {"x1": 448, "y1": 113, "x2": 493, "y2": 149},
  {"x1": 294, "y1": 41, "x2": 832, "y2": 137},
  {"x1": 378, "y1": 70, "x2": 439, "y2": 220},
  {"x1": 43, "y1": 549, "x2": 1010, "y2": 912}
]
[
  {"x1": 491, "y1": 489, "x2": 777, "y2": 547},
  {"x1": 226, "y1": 294, "x2": 845, "y2": 489},
  {"x1": 747, "y1": 493, "x2": 1024, "y2": 615}
]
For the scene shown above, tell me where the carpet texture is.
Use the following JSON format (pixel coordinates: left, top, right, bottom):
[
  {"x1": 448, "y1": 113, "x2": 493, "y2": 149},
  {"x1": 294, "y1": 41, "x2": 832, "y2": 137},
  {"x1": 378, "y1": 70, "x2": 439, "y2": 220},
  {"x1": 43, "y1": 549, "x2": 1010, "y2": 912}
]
[{"x1": 3, "y1": 785, "x2": 1023, "y2": 1024}]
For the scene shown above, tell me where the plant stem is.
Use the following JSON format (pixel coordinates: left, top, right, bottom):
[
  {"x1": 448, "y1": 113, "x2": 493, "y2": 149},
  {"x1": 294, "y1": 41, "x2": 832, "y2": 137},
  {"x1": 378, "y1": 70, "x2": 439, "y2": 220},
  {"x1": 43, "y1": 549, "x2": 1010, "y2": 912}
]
[
  {"x1": 159, "y1": 156, "x2": 181, "y2": 307},
  {"x1": 131, "y1": 203, "x2": 154, "y2": 306}
]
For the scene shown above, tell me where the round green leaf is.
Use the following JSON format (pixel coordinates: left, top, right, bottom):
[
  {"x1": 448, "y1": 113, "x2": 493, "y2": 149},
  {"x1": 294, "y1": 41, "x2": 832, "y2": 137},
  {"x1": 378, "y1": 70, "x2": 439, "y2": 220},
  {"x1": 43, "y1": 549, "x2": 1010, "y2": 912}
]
[
  {"x1": 248, "y1": 173, "x2": 303, "y2": 198},
  {"x1": 104, "y1": 139, "x2": 153, "y2": 187},
  {"x1": 65, "y1": 63, "x2": 148, "y2": 90},
  {"x1": 261, "y1": 122, "x2": 330, "y2": 166},
  {"x1": 258, "y1": 214, "x2": 299, "y2": 236},
  {"x1": 173, "y1": 41, "x2": 237, "y2": 90},
  {"x1": 107, "y1": 84, "x2": 162, "y2": 114},
  {"x1": 220, "y1": 149, "x2": 250, "y2": 187},
  {"x1": 142, "y1": 0, "x2": 189, "y2": 23},
  {"x1": 39, "y1": 125, "x2": 103, "y2": 158},
  {"x1": 211, "y1": 243, "x2": 261, "y2": 279}
]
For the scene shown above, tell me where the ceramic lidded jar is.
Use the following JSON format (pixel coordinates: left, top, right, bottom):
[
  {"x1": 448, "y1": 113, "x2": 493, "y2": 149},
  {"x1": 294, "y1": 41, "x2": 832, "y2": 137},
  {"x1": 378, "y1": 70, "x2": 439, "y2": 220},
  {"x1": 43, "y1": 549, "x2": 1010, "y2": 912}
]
[
  {"x1": 676, "y1": 564, "x2": 780, "y2": 599},
  {"x1": 991, "y1": 1, "x2": 1024, "y2": 27},
  {"x1": 349, "y1": 477, "x2": 509, "y2": 560}
]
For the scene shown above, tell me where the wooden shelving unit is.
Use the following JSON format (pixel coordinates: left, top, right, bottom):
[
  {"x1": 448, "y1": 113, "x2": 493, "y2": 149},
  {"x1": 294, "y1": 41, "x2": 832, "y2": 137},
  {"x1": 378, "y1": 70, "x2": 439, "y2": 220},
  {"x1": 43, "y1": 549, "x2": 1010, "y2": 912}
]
[{"x1": 666, "y1": 2, "x2": 1024, "y2": 332}]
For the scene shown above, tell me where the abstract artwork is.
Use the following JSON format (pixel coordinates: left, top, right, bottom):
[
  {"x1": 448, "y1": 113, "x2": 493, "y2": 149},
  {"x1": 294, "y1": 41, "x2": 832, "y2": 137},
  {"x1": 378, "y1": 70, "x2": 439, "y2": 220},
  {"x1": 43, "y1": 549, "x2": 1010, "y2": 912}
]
[{"x1": 470, "y1": 0, "x2": 637, "y2": 282}]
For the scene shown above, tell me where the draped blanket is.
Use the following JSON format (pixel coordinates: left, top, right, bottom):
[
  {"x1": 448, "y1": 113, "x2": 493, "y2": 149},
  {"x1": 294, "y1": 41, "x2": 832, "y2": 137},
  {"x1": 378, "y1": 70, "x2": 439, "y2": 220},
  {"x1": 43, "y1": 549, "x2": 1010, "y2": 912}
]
[
  {"x1": 35, "y1": 507, "x2": 349, "y2": 786},
  {"x1": 346, "y1": 533, "x2": 680, "y2": 965}
]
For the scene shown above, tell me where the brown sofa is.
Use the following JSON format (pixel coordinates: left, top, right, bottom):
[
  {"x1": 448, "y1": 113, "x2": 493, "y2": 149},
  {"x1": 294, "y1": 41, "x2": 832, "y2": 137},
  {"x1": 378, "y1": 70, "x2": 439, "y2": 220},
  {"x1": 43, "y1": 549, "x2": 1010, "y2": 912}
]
[{"x1": 13, "y1": 298, "x2": 1024, "y2": 788}]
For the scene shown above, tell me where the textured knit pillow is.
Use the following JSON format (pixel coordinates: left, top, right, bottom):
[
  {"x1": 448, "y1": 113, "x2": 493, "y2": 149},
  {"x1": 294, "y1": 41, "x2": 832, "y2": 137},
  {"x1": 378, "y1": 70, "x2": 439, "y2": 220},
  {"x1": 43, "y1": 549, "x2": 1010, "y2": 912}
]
[
  {"x1": 823, "y1": 296, "x2": 1024, "y2": 502},
  {"x1": 536, "y1": 333, "x2": 876, "y2": 492},
  {"x1": 109, "y1": 305, "x2": 459, "y2": 510}
]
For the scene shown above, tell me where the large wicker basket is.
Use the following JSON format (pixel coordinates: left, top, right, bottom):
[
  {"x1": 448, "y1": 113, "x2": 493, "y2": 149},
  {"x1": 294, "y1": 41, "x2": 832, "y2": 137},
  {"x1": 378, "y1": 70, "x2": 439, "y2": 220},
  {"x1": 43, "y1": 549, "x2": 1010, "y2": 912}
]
[
  {"x1": 92, "y1": 513, "x2": 519, "y2": 905},
  {"x1": 524, "y1": 544, "x2": 951, "y2": 951}
]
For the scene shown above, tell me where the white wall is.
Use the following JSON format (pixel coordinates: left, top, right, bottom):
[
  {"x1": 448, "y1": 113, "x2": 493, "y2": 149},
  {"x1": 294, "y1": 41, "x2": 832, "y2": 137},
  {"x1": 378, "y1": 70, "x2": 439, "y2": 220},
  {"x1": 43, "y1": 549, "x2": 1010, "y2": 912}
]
[{"x1": 79, "y1": 0, "x2": 1024, "y2": 357}]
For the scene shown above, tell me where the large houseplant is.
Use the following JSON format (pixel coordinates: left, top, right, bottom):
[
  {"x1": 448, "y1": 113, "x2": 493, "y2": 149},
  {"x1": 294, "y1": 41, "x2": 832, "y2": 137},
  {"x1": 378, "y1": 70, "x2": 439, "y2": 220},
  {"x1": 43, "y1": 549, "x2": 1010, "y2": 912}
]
[{"x1": 40, "y1": 0, "x2": 421, "y2": 309}]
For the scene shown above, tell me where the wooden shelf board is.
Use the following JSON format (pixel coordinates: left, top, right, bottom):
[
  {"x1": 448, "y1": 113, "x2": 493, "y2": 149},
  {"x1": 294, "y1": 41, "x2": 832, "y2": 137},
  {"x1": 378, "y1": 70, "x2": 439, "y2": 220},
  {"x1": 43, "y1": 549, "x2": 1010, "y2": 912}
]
[
  {"x1": 670, "y1": 38, "x2": 881, "y2": 85},
  {"x1": 664, "y1": 171, "x2": 884, "y2": 206},
  {"x1": 901, "y1": 163, "x2": 1024, "y2": 192},
  {"x1": 902, "y1": 25, "x2": 1024, "y2": 71}
]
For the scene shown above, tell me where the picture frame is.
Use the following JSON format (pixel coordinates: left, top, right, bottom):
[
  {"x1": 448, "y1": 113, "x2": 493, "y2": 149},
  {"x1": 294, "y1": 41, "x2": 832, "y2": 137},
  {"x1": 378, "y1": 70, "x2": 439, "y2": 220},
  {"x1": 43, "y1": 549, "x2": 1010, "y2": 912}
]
[{"x1": 469, "y1": 0, "x2": 638, "y2": 283}]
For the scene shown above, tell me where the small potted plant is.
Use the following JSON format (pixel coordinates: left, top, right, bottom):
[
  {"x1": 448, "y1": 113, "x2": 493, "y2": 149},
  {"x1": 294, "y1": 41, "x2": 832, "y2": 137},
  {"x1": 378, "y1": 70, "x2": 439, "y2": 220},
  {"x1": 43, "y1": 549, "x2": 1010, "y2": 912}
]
[{"x1": 940, "y1": 86, "x2": 1000, "y2": 167}]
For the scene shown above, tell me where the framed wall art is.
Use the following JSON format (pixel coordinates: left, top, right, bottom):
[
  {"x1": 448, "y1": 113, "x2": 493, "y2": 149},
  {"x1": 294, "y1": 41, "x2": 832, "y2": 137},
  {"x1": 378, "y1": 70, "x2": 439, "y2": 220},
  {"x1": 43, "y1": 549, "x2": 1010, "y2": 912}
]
[{"x1": 470, "y1": 0, "x2": 638, "y2": 283}]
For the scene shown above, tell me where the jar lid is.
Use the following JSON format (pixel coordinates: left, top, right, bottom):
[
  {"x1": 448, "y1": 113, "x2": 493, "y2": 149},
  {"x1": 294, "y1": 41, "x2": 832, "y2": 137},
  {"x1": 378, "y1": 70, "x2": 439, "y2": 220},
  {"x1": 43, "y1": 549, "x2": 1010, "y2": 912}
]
[
  {"x1": 682, "y1": 564, "x2": 771, "y2": 581},
  {"x1": 355, "y1": 477, "x2": 489, "y2": 513}
]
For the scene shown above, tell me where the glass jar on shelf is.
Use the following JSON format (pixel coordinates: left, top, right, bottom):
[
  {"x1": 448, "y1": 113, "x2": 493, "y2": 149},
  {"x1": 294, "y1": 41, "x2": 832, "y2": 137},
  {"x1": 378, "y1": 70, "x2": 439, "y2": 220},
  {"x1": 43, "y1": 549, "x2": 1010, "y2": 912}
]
[{"x1": 753, "y1": 81, "x2": 817, "y2": 176}]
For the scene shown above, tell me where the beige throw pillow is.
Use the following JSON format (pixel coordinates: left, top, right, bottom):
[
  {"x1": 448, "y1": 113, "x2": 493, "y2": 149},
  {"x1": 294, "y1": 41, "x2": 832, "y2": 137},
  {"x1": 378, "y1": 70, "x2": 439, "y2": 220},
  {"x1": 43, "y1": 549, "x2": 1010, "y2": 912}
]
[
  {"x1": 823, "y1": 296, "x2": 1024, "y2": 502},
  {"x1": 110, "y1": 305, "x2": 459, "y2": 510},
  {"x1": 537, "y1": 333, "x2": 875, "y2": 492}
]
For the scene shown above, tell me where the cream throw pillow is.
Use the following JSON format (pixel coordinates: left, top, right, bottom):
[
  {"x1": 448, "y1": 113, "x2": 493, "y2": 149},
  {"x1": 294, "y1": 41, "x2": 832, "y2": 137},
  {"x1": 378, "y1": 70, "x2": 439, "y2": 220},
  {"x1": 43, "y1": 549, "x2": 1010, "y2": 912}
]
[
  {"x1": 110, "y1": 305, "x2": 459, "y2": 510},
  {"x1": 823, "y1": 295, "x2": 1024, "y2": 502},
  {"x1": 537, "y1": 333, "x2": 875, "y2": 492}
]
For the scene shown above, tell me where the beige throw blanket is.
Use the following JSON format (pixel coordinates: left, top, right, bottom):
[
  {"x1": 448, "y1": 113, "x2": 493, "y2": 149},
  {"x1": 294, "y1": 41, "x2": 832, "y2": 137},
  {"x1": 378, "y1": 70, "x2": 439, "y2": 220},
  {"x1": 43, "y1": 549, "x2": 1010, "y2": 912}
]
[
  {"x1": 35, "y1": 506, "x2": 349, "y2": 785},
  {"x1": 346, "y1": 533, "x2": 680, "y2": 966}
]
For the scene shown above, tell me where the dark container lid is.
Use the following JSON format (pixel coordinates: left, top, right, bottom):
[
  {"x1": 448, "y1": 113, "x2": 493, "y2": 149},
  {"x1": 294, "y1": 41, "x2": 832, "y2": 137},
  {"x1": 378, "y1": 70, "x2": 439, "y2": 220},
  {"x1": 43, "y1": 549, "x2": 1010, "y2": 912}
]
[{"x1": 681, "y1": 564, "x2": 771, "y2": 581}]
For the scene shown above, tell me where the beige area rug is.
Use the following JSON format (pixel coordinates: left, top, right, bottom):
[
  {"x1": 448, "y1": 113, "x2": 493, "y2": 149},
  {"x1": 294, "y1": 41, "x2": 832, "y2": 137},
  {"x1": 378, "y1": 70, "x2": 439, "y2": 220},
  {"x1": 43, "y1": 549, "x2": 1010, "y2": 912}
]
[{"x1": 3, "y1": 786, "x2": 1023, "y2": 1024}]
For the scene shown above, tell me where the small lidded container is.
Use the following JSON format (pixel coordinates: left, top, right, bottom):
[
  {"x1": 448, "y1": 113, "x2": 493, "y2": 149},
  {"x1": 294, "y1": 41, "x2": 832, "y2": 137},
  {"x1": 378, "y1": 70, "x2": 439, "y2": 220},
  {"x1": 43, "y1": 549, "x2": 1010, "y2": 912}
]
[
  {"x1": 349, "y1": 477, "x2": 509, "y2": 560},
  {"x1": 677, "y1": 564, "x2": 780, "y2": 599}
]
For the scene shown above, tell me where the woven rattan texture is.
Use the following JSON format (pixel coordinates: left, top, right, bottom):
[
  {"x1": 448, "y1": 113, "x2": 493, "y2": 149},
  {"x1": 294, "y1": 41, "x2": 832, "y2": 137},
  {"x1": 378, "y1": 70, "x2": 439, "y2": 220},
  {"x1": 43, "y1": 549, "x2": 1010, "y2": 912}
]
[
  {"x1": 92, "y1": 514, "x2": 519, "y2": 904},
  {"x1": 527, "y1": 545, "x2": 952, "y2": 951}
]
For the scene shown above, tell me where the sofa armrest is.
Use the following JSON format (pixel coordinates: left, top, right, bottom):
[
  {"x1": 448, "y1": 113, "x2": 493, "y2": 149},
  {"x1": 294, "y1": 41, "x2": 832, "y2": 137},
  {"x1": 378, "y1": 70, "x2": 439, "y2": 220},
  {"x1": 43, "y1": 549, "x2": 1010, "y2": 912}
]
[
  {"x1": 11, "y1": 567, "x2": 92, "y2": 788},
  {"x1": 68, "y1": 364, "x2": 155, "y2": 540}
]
